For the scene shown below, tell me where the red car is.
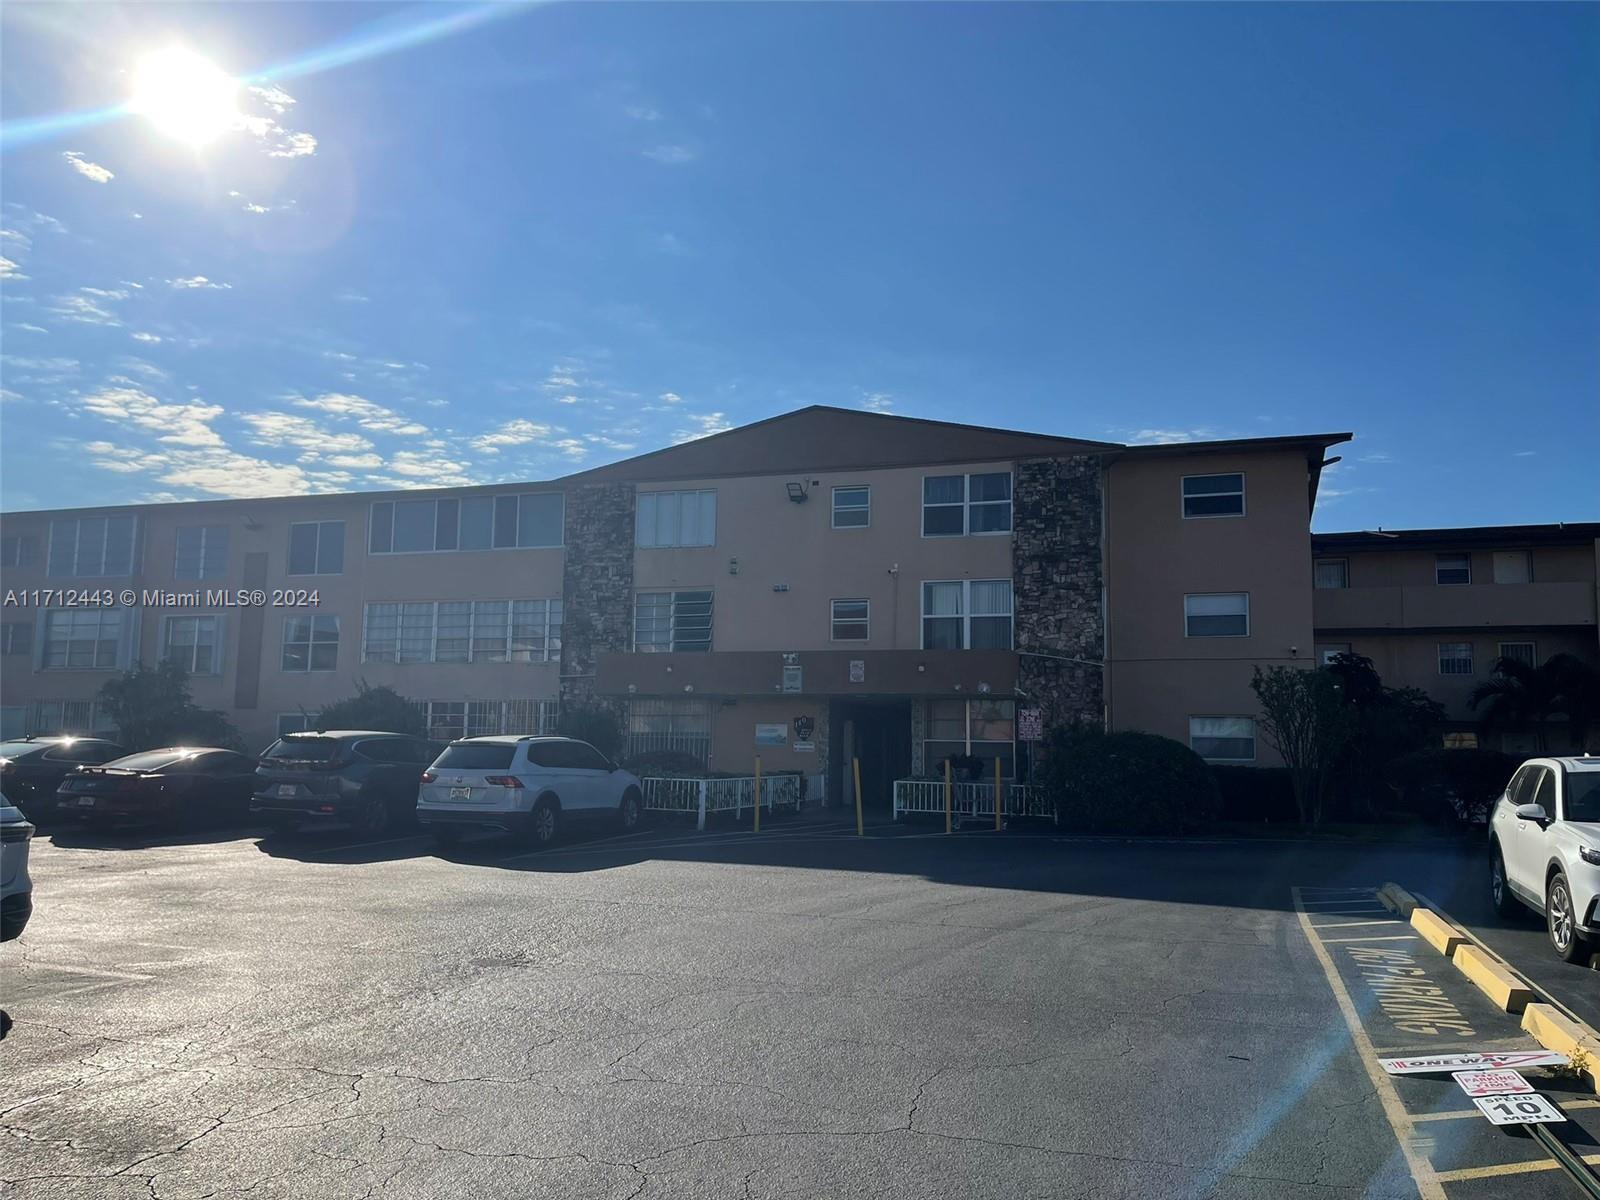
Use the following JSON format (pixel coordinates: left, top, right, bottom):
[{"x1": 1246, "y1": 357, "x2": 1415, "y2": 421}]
[{"x1": 56, "y1": 748, "x2": 260, "y2": 828}]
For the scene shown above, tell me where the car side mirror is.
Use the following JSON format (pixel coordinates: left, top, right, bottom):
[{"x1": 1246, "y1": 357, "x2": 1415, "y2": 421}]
[{"x1": 1514, "y1": 803, "x2": 1549, "y2": 823}]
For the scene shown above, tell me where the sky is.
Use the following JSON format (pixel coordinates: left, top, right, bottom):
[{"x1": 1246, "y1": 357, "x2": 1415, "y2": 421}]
[{"x1": 1, "y1": 2, "x2": 1595, "y2": 531}]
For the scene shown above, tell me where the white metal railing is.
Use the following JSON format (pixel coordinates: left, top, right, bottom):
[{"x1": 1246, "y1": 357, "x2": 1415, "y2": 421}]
[
  {"x1": 892, "y1": 778, "x2": 1051, "y2": 823},
  {"x1": 641, "y1": 774, "x2": 806, "y2": 830}
]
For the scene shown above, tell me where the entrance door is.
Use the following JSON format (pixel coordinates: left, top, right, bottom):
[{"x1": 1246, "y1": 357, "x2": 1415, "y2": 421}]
[{"x1": 831, "y1": 701, "x2": 912, "y2": 818}]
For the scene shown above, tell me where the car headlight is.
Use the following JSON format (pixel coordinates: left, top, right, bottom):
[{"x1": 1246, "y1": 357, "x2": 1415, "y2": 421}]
[{"x1": 1581, "y1": 846, "x2": 1600, "y2": 867}]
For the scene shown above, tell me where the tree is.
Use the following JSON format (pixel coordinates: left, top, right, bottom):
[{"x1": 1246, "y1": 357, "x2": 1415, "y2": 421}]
[
  {"x1": 98, "y1": 659, "x2": 240, "y2": 751},
  {"x1": 1250, "y1": 665, "x2": 1357, "y2": 826},
  {"x1": 1470, "y1": 653, "x2": 1600, "y2": 754},
  {"x1": 1325, "y1": 653, "x2": 1444, "y2": 818},
  {"x1": 314, "y1": 681, "x2": 425, "y2": 737}
]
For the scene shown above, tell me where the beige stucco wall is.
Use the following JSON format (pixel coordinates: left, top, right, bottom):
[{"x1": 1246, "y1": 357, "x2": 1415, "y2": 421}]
[
  {"x1": 706, "y1": 697, "x2": 828, "y2": 777},
  {"x1": 631, "y1": 463, "x2": 1016, "y2": 653}
]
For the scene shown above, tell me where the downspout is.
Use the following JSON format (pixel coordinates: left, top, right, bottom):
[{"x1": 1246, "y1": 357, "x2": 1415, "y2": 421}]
[{"x1": 1100, "y1": 456, "x2": 1113, "y2": 732}]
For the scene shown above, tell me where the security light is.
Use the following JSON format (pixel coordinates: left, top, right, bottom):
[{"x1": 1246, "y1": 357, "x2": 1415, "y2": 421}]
[{"x1": 786, "y1": 481, "x2": 808, "y2": 503}]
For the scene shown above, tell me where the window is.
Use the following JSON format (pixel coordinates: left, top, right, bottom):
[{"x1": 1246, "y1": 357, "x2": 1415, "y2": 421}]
[
  {"x1": 1532, "y1": 768, "x2": 1556, "y2": 814},
  {"x1": 162, "y1": 615, "x2": 220, "y2": 675},
  {"x1": 1, "y1": 623, "x2": 31, "y2": 656},
  {"x1": 921, "y1": 580, "x2": 1013, "y2": 650},
  {"x1": 635, "y1": 490, "x2": 717, "y2": 548},
  {"x1": 174, "y1": 525, "x2": 228, "y2": 580},
  {"x1": 42, "y1": 609, "x2": 124, "y2": 669},
  {"x1": 922, "y1": 472, "x2": 1012, "y2": 537},
  {"x1": 832, "y1": 486, "x2": 870, "y2": 529},
  {"x1": 1492, "y1": 551, "x2": 1531, "y2": 584},
  {"x1": 21, "y1": 699, "x2": 115, "y2": 736},
  {"x1": 288, "y1": 521, "x2": 344, "y2": 575},
  {"x1": 1435, "y1": 553, "x2": 1471, "y2": 585},
  {"x1": 1189, "y1": 717, "x2": 1256, "y2": 762},
  {"x1": 1316, "y1": 643, "x2": 1351, "y2": 666},
  {"x1": 362, "y1": 600, "x2": 562, "y2": 663},
  {"x1": 367, "y1": 493, "x2": 563, "y2": 554},
  {"x1": 1313, "y1": 559, "x2": 1348, "y2": 589},
  {"x1": 1497, "y1": 641, "x2": 1537, "y2": 668},
  {"x1": 414, "y1": 699, "x2": 556, "y2": 741},
  {"x1": 1182, "y1": 474, "x2": 1245, "y2": 519},
  {"x1": 831, "y1": 599, "x2": 870, "y2": 641},
  {"x1": 923, "y1": 699, "x2": 1016, "y2": 777},
  {"x1": 1442, "y1": 732, "x2": 1479, "y2": 750},
  {"x1": 47, "y1": 516, "x2": 137, "y2": 577},
  {"x1": 1184, "y1": 593, "x2": 1249, "y2": 638},
  {"x1": 1438, "y1": 642, "x2": 1474, "y2": 676},
  {"x1": 277, "y1": 713, "x2": 318, "y2": 737},
  {"x1": 282, "y1": 615, "x2": 340, "y2": 672},
  {"x1": 634, "y1": 590, "x2": 713, "y2": 652},
  {"x1": 1, "y1": 535, "x2": 38, "y2": 567},
  {"x1": 626, "y1": 698, "x2": 712, "y2": 762}
]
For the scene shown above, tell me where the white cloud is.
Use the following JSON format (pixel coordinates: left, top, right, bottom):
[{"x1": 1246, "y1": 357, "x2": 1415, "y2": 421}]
[
  {"x1": 624, "y1": 104, "x2": 663, "y2": 122},
  {"x1": 249, "y1": 84, "x2": 296, "y2": 114},
  {"x1": 49, "y1": 289, "x2": 124, "y2": 326},
  {"x1": 1514, "y1": 450, "x2": 1536, "y2": 457},
  {"x1": 861, "y1": 392, "x2": 893, "y2": 412},
  {"x1": 643, "y1": 144, "x2": 698, "y2": 165},
  {"x1": 334, "y1": 289, "x2": 369, "y2": 304},
  {"x1": 0, "y1": 256, "x2": 26, "y2": 280},
  {"x1": 470, "y1": 418, "x2": 554, "y2": 453},
  {"x1": 130, "y1": 331, "x2": 163, "y2": 344},
  {"x1": 269, "y1": 131, "x2": 318, "y2": 159},
  {"x1": 1358, "y1": 452, "x2": 1393, "y2": 464},
  {"x1": 16, "y1": 323, "x2": 47, "y2": 334},
  {"x1": 235, "y1": 85, "x2": 318, "y2": 159},
  {"x1": 550, "y1": 438, "x2": 587, "y2": 460},
  {"x1": 63, "y1": 151, "x2": 114, "y2": 183},
  {"x1": 326, "y1": 452, "x2": 385, "y2": 470},
  {"x1": 170, "y1": 276, "x2": 231, "y2": 290},
  {"x1": 80, "y1": 384, "x2": 224, "y2": 447},
  {"x1": 658, "y1": 392, "x2": 684, "y2": 405},
  {"x1": 1124, "y1": 427, "x2": 1220, "y2": 445},
  {"x1": 292, "y1": 392, "x2": 428, "y2": 436},
  {"x1": 673, "y1": 412, "x2": 732, "y2": 443},
  {"x1": 239, "y1": 410, "x2": 375, "y2": 457}
]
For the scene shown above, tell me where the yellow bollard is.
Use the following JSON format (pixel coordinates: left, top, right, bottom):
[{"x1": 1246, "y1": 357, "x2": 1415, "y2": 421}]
[
  {"x1": 944, "y1": 758, "x2": 953, "y2": 835},
  {"x1": 853, "y1": 756, "x2": 864, "y2": 837},
  {"x1": 753, "y1": 756, "x2": 761, "y2": 833},
  {"x1": 994, "y1": 756, "x2": 1003, "y2": 831}
]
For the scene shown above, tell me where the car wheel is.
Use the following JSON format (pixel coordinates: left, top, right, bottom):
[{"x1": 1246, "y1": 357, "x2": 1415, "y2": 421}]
[
  {"x1": 618, "y1": 788, "x2": 641, "y2": 832},
  {"x1": 1490, "y1": 844, "x2": 1520, "y2": 917},
  {"x1": 358, "y1": 794, "x2": 391, "y2": 838},
  {"x1": 1546, "y1": 871, "x2": 1590, "y2": 963},
  {"x1": 528, "y1": 797, "x2": 558, "y2": 847}
]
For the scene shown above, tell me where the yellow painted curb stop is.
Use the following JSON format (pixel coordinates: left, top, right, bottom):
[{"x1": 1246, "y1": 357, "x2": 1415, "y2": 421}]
[
  {"x1": 1410, "y1": 908, "x2": 1467, "y2": 957},
  {"x1": 1377, "y1": 882, "x2": 1419, "y2": 918},
  {"x1": 1523, "y1": 1003, "x2": 1600, "y2": 1096},
  {"x1": 1450, "y1": 943, "x2": 1533, "y2": 1013}
]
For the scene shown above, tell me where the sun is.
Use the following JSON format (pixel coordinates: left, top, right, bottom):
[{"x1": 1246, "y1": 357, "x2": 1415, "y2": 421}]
[{"x1": 129, "y1": 47, "x2": 240, "y2": 147}]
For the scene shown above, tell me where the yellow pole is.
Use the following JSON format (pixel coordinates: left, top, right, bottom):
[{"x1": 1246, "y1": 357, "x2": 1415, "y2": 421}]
[
  {"x1": 943, "y1": 758, "x2": 953, "y2": 834},
  {"x1": 994, "y1": 755, "x2": 1003, "y2": 831},
  {"x1": 853, "y1": 756, "x2": 864, "y2": 837},
  {"x1": 753, "y1": 756, "x2": 761, "y2": 833}
]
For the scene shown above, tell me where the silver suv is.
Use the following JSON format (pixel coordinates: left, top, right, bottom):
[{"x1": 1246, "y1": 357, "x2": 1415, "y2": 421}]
[{"x1": 417, "y1": 736, "x2": 643, "y2": 847}]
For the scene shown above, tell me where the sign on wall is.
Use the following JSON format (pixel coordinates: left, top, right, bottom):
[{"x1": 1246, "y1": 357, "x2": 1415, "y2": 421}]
[
  {"x1": 755, "y1": 723, "x2": 788, "y2": 746},
  {"x1": 849, "y1": 659, "x2": 865, "y2": 683},
  {"x1": 1018, "y1": 707, "x2": 1044, "y2": 741},
  {"x1": 794, "y1": 715, "x2": 815, "y2": 742},
  {"x1": 782, "y1": 665, "x2": 803, "y2": 693}
]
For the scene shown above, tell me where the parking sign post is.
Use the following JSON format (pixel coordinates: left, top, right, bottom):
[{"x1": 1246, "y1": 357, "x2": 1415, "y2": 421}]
[
  {"x1": 994, "y1": 756, "x2": 1003, "y2": 831},
  {"x1": 943, "y1": 758, "x2": 952, "y2": 835},
  {"x1": 753, "y1": 756, "x2": 761, "y2": 833},
  {"x1": 853, "y1": 756, "x2": 864, "y2": 837}
]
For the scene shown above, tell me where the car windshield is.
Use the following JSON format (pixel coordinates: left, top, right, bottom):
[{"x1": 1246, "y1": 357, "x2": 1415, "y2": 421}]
[
  {"x1": 433, "y1": 744, "x2": 516, "y2": 771},
  {"x1": 262, "y1": 737, "x2": 340, "y2": 762},
  {"x1": 1565, "y1": 771, "x2": 1600, "y2": 822},
  {"x1": 0, "y1": 741, "x2": 50, "y2": 761},
  {"x1": 107, "y1": 750, "x2": 197, "y2": 772}
]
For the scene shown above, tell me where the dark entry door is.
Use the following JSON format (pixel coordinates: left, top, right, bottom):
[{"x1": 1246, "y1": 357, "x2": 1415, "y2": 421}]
[{"x1": 832, "y1": 701, "x2": 912, "y2": 817}]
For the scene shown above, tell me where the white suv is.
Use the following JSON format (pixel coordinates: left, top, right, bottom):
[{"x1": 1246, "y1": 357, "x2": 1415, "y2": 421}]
[
  {"x1": 1489, "y1": 756, "x2": 1600, "y2": 963},
  {"x1": 417, "y1": 736, "x2": 643, "y2": 847}
]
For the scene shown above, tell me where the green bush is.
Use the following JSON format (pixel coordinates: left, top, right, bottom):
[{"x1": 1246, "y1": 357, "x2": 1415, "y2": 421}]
[
  {"x1": 1037, "y1": 728, "x2": 1220, "y2": 835},
  {"x1": 314, "y1": 682, "x2": 424, "y2": 737},
  {"x1": 1212, "y1": 765, "x2": 1298, "y2": 824},
  {"x1": 622, "y1": 749, "x2": 709, "y2": 778},
  {"x1": 1384, "y1": 749, "x2": 1519, "y2": 827},
  {"x1": 98, "y1": 660, "x2": 242, "y2": 751}
]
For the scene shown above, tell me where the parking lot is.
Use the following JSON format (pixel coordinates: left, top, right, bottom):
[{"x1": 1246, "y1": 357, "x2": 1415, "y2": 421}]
[{"x1": 3, "y1": 818, "x2": 1597, "y2": 1199}]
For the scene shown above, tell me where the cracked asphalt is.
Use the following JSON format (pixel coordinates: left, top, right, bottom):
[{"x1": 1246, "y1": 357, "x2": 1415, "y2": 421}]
[{"x1": 0, "y1": 819, "x2": 1563, "y2": 1198}]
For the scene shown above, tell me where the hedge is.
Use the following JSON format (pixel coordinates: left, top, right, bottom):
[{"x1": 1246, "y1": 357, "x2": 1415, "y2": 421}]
[{"x1": 1036, "y1": 728, "x2": 1220, "y2": 835}]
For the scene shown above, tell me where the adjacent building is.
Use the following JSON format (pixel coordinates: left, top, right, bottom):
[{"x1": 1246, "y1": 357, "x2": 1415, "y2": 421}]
[{"x1": 6, "y1": 406, "x2": 1584, "y2": 803}]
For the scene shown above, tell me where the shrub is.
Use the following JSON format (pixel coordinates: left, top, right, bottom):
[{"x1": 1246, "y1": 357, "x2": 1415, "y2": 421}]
[
  {"x1": 98, "y1": 660, "x2": 242, "y2": 751},
  {"x1": 1212, "y1": 765, "x2": 1298, "y2": 824},
  {"x1": 557, "y1": 704, "x2": 623, "y2": 760},
  {"x1": 314, "y1": 682, "x2": 424, "y2": 737},
  {"x1": 1384, "y1": 748, "x2": 1519, "y2": 827},
  {"x1": 1036, "y1": 728, "x2": 1220, "y2": 835},
  {"x1": 622, "y1": 748, "x2": 709, "y2": 778}
]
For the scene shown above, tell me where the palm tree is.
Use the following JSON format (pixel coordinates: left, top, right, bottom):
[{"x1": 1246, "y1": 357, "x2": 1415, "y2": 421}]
[{"x1": 1470, "y1": 654, "x2": 1600, "y2": 754}]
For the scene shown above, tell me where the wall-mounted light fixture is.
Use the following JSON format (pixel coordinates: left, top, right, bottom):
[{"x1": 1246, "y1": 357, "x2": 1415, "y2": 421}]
[
  {"x1": 728, "y1": 557, "x2": 739, "y2": 575},
  {"x1": 786, "y1": 481, "x2": 809, "y2": 503},
  {"x1": 977, "y1": 682, "x2": 992, "y2": 694}
]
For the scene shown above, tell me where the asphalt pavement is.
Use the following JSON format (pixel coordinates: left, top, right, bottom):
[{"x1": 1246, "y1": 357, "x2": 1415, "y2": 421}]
[{"x1": 2, "y1": 816, "x2": 1596, "y2": 1199}]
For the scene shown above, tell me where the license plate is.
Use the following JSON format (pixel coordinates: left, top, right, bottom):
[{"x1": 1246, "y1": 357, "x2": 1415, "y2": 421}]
[
  {"x1": 449, "y1": 787, "x2": 471, "y2": 799},
  {"x1": 77, "y1": 797, "x2": 94, "y2": 807},
  {"x1": 277, "y1": 784, "x2": 296, "y2": 798}
]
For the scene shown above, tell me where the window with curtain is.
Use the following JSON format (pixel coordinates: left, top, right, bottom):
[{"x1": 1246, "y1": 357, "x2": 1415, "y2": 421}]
[
  {"x1": 923, "y1": 699, "x2": 1016, "y2": 776},
  {"x1": 922, "y1": 473, "x2": 1012, "y2": 537},
  {"x1": 921, "y1": 580, "x2": 1012, "y2": 649},
  {"x1": 830, "y1": 599, "x2": 870, "y2": 641},
  {"x1": 1496, "y1": 641, "x2": 1536, "y2": 668},
  {"x1": 1189, "y1": 717, "x2": 1256, "y2": 761},
  {"x1": 1184, "y1": 593, "x2": 1249, "y2": 637},
  {"x1": 635, "y1": 491, "x2": 717, "y2": 548},
  {"x1": 1434, "y1": 554, "x2": 1471, "y2": 585},
  {"x1": 1181, "y1": 474, "x2": 1245, "y2": 518},
  {"x1": 831, "y1": 487, "x2": 870, "y2": 528},
  {"x1": 1437, "y1": 642, "x2": 1474, "y2": 675},
  {"x1": 1313, "y1": 559, "x2": 1348, "y2": 589}
]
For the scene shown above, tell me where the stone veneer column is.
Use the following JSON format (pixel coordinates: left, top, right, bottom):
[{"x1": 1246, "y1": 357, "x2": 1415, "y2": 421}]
[
  {"x1": 559, "y1": 482, "x2": 635, "y2": 722},
  {"x1": 1011, "y1": 456, "x2": 1105, "y2": 732}
]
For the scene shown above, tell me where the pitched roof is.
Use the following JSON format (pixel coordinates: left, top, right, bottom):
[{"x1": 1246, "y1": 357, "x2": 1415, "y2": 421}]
[{"x1": 1313, "y1": 522, "x2": 1600, "y2": 552}]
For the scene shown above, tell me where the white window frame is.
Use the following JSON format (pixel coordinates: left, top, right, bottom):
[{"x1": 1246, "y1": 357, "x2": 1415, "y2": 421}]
[
  {"x1": 921, "y1": 472, "x2": 1013, "y2": 538},
  {"x1": 174, "y1": 524, "x2": 229, "y2": 581},
  {"x1": 2, "y1": 534, "x2": 38, "y2": 567},
  {"x1": 830, "y1": 598, "x2": 870, "y2": 642},
  {"x1": 633, "y1": 590, "x2": 714, "y2": 652},
  {"x1": 1491, "y1": 550, "x2": 1533, "y2": 585},
  {"x1": 1189, "y1": 716, "x2": 1257, "y2": 762},
  {"x1": 161, "y1": 614, "x2": 222, "y2": 676},
  {"x1": 41, "y1": 608, "x2": 127, "y2": 670},
  {"x1": 287, "y1": 520, "x2": 345, "y2": 576},
  {"x1": 1438, "y1": 642, "x2": 1474, "y2": 676},
  {"x1": 414, "y1": 698, "x2": 558, "y2": 741},
  {"x1": 368, "y1": 492, "x2": 564, "y2": 555},
  {"x1": 1313, "y1": 558, "x2": 1348, "y2": 589},
  {"x1": 635, "y1": 490, "x2": 717, "y2": 549},
  {"x1": 922, "y1": 698, "x2": 1017, "y2": 773},
  {"x1": 47, "y1": 515, "x2": 138, "y2": 578},
  {"x1": 282, "y1": 614, "x2": 340, "y2": 673},
  {"x1": 1181, "y1": 473, "x2": 1246, "y2": 520},
  {"x1": 831, "y1": 486, "x2": 871, "y2": 529},
  {"x1": 1496, "y1": 641, "x2": 1537, "y2": 669},
  {"x1": 1434, "y1": 553, "x2": 1472, "y2": 586},
  {"x1": 920, "y1": 579, "x2": 1014, "y2": 650},
  {"x1": 360, "y1": 599, "x2": 562, "y2": 664},
  {"x1": 1183, "y1": 592, "x2": 1250, "y2": 638}
]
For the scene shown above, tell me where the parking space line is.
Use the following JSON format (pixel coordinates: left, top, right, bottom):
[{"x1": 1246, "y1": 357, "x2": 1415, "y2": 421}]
[
  {"x1": 1317, "y1": 934, "x2": 1420, "y2": 943},
  {"x1": 1292, "y1": 888, "x2": 1446, "y2": 1200},
  {"x1": 1310, "y1": 919, "x2": 1410, "y2": 929},
  {"x1": 1434, "y1": 1154, "x2": 1600, "y2": 1183}
]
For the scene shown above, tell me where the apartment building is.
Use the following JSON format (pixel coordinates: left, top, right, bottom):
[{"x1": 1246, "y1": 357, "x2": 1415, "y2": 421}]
[
  {"x1": 0, "y1": 406, "x2": 1349, "y2": 807},
  {"x1": 1311, "y1": 523, "x2": 1600, "y2": 751}
]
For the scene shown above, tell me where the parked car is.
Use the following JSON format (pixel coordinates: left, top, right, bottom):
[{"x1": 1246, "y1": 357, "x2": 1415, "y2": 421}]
[
  {"x1": 0, "y1": 737, "x2": 130, "y2": 822},
  {"x1": 1489, "y1": 755, "x2": 1600, "y2": 963},
  {"x1": 1, "y1": 791, "x2": 34, "y2": 943},
  {"x1": 56, "y1": 747, "x2": 259, "y2": 828},
  {"x1": 251, "y1": 730, "x2": 440, "y2": 836},
  {"x1": 417, "y1": 736, "x2": 643, "y2": 847}
]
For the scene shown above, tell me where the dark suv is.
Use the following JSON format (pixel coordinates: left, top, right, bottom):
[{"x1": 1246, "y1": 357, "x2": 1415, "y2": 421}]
[
  {"x1": 251, "y1": 730, "x2": 439, "y2": 836},
  {"x1": 0, "y1": 737, "x2": 130, "y2": 822}
]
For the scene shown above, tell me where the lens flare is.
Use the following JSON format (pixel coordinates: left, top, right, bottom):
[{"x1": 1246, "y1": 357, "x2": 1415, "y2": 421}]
[{"x1": 129, "y1": 47, "x2": 240, "y2": 147}]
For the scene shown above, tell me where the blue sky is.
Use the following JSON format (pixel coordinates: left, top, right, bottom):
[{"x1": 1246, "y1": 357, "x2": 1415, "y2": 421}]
[{"x1": 2, "y1": 2, "x2": 1595, "y2": 530}]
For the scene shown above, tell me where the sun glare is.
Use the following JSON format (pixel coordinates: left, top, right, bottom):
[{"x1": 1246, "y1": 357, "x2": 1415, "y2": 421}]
[{"x1": 129, "y1": 47, "x2": 240, "y2": 146}]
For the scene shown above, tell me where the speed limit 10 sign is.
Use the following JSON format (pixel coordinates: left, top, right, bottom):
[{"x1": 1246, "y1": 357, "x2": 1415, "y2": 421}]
[{"x1": 1472, "y1": 1093, "x2": 1566, "y2": 1126}]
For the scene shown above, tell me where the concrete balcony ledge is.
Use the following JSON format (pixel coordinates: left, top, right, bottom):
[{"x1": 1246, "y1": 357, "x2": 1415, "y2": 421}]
[
  {"x1": 595, "y1": 648, "x2": 1020, "y2": 698},
  {"x1": 1314, "y1": 580, "x2": 1597, "y2": 632}
]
